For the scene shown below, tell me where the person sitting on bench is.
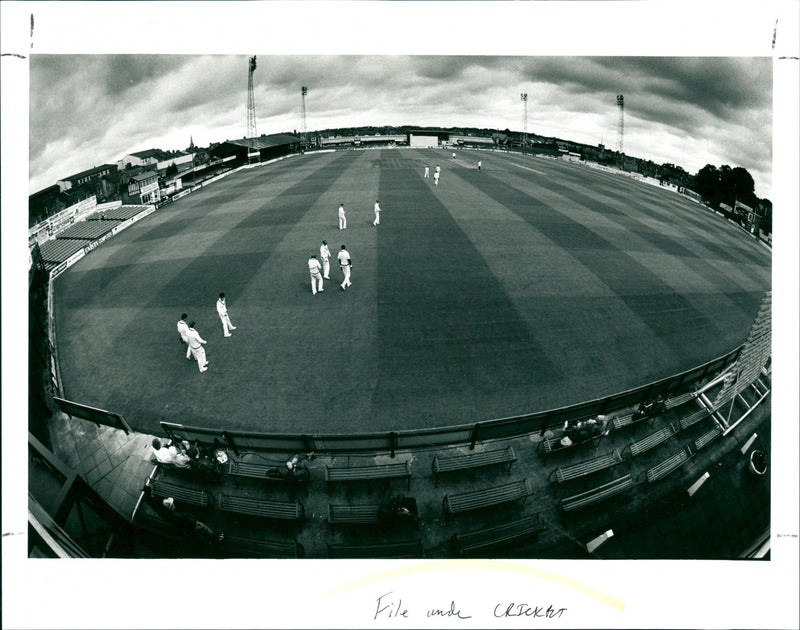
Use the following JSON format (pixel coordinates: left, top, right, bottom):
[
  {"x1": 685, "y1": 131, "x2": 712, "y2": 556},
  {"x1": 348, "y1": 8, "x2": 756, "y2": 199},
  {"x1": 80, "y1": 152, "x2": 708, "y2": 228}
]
[
  {"x1": 151, "y1": 438, "x2": 191, "y2": 468},
  {"x1": 561, "y1": 415, "x2": 611, "y2": 445},
  {"x1": 632, "y1": 395, "x2": 667, "y2": 421},
  {"x1": 185, "y1": 446, "x2": 224, "y2": 479}
]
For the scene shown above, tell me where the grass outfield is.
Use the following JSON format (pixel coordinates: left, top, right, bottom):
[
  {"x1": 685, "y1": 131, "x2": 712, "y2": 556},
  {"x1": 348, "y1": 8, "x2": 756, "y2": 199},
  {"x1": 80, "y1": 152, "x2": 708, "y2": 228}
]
[{"x1": 53, "y1": 149, "x2": 771, "y2": 435}]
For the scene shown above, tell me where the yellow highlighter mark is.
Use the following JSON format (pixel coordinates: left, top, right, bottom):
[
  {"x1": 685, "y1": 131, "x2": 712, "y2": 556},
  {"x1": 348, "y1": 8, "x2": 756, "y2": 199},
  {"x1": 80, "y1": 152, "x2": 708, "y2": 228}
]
[{"x1": 327, "y1": 559, "x2": 625, "y2": 612}]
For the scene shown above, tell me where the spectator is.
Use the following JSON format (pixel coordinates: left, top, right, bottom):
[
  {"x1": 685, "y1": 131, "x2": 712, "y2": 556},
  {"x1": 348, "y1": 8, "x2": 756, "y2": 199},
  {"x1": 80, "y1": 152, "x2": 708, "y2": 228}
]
[
  {"x1": 153, "y1": 495, "x2": 223, "y2": 543},
  {"x1": 562, "y1": 415, "x2": 610, "y2": 444},
  {"x1": 186, "y1": 445, "x2": 224, "y2": 479},
  {"x1": 151, "y1": 438, "x2": 191, "y2": 468}
]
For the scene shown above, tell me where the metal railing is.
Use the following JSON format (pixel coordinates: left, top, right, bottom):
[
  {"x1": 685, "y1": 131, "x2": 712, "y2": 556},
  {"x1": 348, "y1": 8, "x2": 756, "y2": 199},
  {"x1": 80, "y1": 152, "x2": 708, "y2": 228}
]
[{"x1": 161, "y1": 344, "x2": 743, "y2": 457}]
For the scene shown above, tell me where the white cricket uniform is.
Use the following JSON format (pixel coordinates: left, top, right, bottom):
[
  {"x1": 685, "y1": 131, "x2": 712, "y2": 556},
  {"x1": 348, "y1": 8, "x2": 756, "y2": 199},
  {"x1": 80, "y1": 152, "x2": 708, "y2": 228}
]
[
  {"x1": 216, "y1": 298, "x2": 236, "y2": 336},
  {"x1": 308, "y1": 257, "x2": 324, "y2": 294},
  {"x1": 424, "y1": 166, "x2": 430, "y2": 178},
  {"x1": 186, "y1": 328, "x2": 208, "y2": 372},
  {"x1": 338, "y1": 205, "x2": 347, "y2": 230},
  {"x1": 434, "y1": 171, "x2": 440, "y2": 185},
  {"x1": 177, "y1": 319, "x2": 192, "y2": 359},
  {"x1": 320, "y1": 243, "x2": 331, "y2": 278},
  {"x1": 373, "y1": 202, "x2": 381, "y2": 226},
  {"x1": 338, "y1": 249, "x2": 352, "y2": 289}
]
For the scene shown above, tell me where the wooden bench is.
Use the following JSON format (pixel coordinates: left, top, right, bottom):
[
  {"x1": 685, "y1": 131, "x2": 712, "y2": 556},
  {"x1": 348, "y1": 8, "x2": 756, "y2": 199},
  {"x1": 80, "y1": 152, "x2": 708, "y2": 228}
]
[
  {"x1": 679, "y1": 409, "x2": 709, "y2": 431},
  {"x1": 221, "y1": 535, "x2": 304, "y2": 558},
  {"x1": 694, "y1": 426, "x2": 723, "y2": 451},
  {"x1": 226, "y1": 459, "x2": 310, "y2": 495},
  {"x1": 611, "y1": 412, "x2": 643, "y2": 433},
  {"x1": 216, "y1": 493, "x2": 304, "y2": 523},
  {"x1": 452, "y1": 514, "x2": 545, "y2": 555},
  {"x1": 443, "y1": 479, "x2": 531, "y2": 517},
  {"x1": 557, "y1": 474, "x2": 634, "y2": 513},
  {"x1": 549, "y1": 450, "x2": 623, "y2": 486},
  {"x1": 645, "y1": 447, "x2": 692, "y2": 483},
  {"x1": 328, "y1": 504, "x2": 381, "y2": 530},
  {"x1": 665, "y1": 391, "x2": 696, "y2": 409},
  {"x1": 325, "y1": 461, "x2": 411, "y2": 491},
  {"x1": 148, "y1": 479, "x2": 211, "y2": 508},
  {"x1": 625, "y1": 424, "x2": 676, "y2": 458},
  {"x1": 432, "y1": 446, "x2": 516, "y2": 486},
  {"x1": 537, "y1": 433, "x2": 600, "y2": 460},
  {"x1": 327, "y1": 540, "x2": 424, "y2": 559}
]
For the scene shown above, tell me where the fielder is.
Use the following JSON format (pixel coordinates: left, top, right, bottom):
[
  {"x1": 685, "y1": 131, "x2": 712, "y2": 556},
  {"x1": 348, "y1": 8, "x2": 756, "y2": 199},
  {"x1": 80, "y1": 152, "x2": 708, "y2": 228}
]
[
  {"x1": 186, "y1": 322, "x2": 209, "y2": 372},
  {"x1": 177, "y1": 313, "x2": 192, "y2": 360},
  {"x1": 373, "y1": 200, "x2": 381, "y2": 226},
  {"x1": 433, "y1": 170, "x2": 440, "y2": 186},
  {"x1": 424, "y1": 166, "x2": 430, "y2": 178},
  {"x1": 338, "y1": 203, "x2": 347, "y2": 230},
  {"x1": 216, "y1": 292, "x2": 237, "y2": 337},
  {"x1": 308, "y1": 254, "x2": 324, "y2": 294},
  {"x1": 320, "y1": 240, "x2": 331, "y2": 279},
  {"x1": 338, "y1": 244, "x2": 352, "y2": 291}
]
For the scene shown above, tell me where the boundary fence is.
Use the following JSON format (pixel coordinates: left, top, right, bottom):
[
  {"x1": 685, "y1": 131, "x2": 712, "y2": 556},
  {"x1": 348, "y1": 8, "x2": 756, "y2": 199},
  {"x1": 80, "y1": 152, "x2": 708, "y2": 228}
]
[{"x1": 160, "y1": 344, "x2": 742, "y2": 457}]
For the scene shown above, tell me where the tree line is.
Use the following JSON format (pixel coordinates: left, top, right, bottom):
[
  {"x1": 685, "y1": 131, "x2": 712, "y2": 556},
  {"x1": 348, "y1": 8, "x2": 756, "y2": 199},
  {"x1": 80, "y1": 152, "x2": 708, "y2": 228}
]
[{"x1": 693, "y1": 164, "x2": 771, "y2": 235}]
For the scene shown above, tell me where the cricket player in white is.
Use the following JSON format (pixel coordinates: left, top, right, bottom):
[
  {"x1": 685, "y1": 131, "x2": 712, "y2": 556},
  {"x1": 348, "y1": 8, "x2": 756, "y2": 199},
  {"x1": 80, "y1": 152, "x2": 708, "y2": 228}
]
[
  {"x1": 424, "y1": 166, "x2": 430, "y2": 178},
  {"x1": 434, "y1": 170, "x2": 440, "y2": 185},
  {"x1": 186, "y1": 322, "x2": 209, "y2": 372},
  {"x1": 338, "y1": 245, "x2": 352, "y2": 291},
  {"x1": 177, "y1": 313, "x2": 192, "y2": 360},
  {"x1": 320, "y1": 240, "x2": 331, "y2": 279},
  {"x1": 308, "y1": 254, "x2": 324, "y2": 294},
  {"x1": 373, "y1": 200, "x2": 381, "y2": 226},
  {"x1": 216, "y1": 292, "x2": 236, "y2": 337},
  {"x1": 338, "y1": 203, "x2": 347, "y2": 230}
]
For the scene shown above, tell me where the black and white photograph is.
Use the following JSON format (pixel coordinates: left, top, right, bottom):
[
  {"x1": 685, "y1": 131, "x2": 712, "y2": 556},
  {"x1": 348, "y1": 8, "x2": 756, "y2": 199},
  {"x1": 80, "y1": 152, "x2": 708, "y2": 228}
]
[{"x1": 3, "y1": 2, "x2": 798, "y2": 629}]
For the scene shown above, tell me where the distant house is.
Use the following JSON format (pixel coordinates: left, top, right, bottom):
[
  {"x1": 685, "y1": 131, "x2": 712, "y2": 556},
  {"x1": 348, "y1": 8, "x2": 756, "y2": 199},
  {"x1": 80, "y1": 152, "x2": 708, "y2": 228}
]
[
  {"x1": 117, "y1": 149, "x2": 193, "y2": 173},
  {"x1": 125, "y1": 171, "x2": 161, "y2": 204},
  {"x1": 57, "y1": 164, "x2": 117, "y2": 193}
]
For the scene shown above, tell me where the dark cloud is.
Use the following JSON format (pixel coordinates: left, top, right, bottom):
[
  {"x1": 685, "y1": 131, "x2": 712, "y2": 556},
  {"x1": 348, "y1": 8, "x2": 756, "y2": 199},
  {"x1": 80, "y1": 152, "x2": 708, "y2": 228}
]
[
  {"x1": 100, "y1": 55, "x2": 189, "y2": 95},
  {"x1": 28, "y1": 54, "x2": 773, "y2": 197}
]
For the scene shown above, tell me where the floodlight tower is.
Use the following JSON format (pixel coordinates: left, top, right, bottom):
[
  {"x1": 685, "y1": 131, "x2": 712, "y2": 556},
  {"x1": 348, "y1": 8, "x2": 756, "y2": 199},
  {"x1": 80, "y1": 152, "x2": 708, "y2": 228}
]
[
  {"x1": 520, "y1": 93, "x2": 528, "y2": 147},
  {"x1": 301, "y1": 86, "x2": 308, "y2": 147},
  {"x1": 616, "y1": 94, "x2": 624, "y2": 156},
  {"x1": 247, "y1": 56, "x2": 258, "y2": 139}
]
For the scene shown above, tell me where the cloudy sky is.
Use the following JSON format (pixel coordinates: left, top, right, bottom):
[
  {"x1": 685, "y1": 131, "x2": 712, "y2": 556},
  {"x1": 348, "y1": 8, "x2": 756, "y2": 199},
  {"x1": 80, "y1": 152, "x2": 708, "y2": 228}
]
[{"x1": 29, "y1": 54, "x2": 773, "y2": 198}]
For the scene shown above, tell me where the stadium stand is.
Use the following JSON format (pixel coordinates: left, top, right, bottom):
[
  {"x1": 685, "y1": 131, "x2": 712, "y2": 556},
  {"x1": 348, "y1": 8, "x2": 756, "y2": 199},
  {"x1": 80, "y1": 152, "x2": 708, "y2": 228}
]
[{"x1": 54, "y1": 221, "x2": 117, "y2": 240}]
